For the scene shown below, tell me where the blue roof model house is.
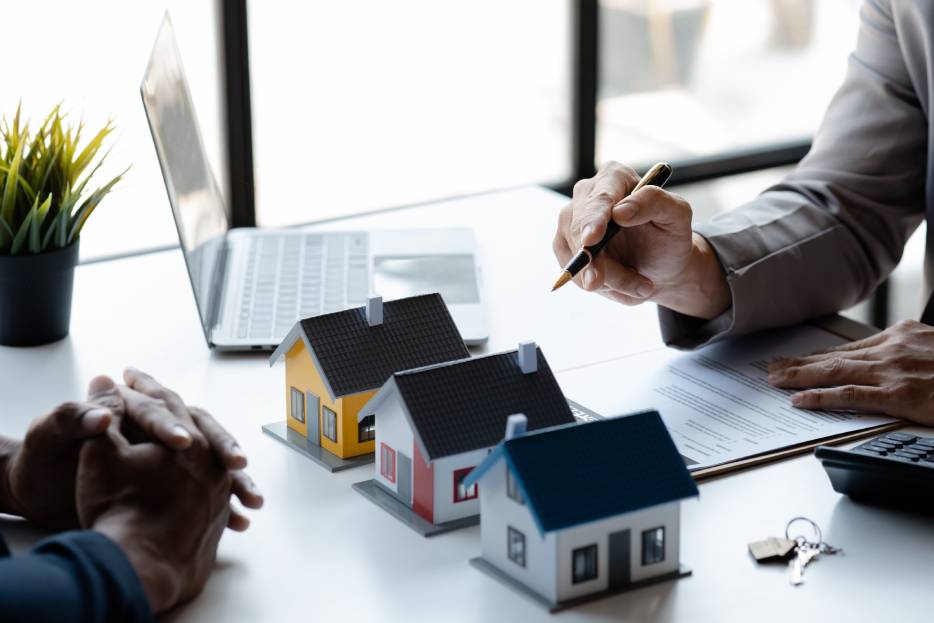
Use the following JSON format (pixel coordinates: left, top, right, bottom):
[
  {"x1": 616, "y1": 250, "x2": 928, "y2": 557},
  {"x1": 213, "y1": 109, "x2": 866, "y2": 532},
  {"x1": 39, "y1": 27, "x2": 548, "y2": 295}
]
[{"x1": 465, "y1": 410, "x2": 698, "y2": 611}]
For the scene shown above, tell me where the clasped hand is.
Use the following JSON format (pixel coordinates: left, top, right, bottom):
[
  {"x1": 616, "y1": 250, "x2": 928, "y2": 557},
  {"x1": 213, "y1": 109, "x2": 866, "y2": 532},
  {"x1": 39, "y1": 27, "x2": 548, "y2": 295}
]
[{"x1": 1, "y1": 368, "x2": 263, "y2": 613}]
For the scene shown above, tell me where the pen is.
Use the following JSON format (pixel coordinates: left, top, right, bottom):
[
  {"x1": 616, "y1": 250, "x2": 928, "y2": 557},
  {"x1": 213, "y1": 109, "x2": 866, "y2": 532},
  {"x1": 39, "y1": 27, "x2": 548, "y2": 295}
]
[{"x1": 551, "y1": 162, "x2": 673, "y2": 292}]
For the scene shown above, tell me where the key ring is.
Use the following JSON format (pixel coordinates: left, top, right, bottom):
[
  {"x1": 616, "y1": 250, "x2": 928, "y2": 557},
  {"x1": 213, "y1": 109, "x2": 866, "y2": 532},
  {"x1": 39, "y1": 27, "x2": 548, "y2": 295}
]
[{"x1": 785, "y1": 516, "x2": 822, "y2": 547}]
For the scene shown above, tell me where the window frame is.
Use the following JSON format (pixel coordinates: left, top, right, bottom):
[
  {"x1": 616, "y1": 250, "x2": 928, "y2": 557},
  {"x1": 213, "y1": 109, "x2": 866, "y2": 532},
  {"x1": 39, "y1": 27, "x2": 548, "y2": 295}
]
[
  {"x1": 571, "y1": 543, "x2": 599, "y2": 584},
  {"x1": 322, "y1": 405, "x2": 338, "y2": 442},
  {"x1": 289, "y1": 387, "x2": 305, "y2": 423},
  {"x1": 452, "y1": 467, "x2": 478, "y2": 503},
  {"x1": 358, "y1": 414, "x2": 375, "y2": 443},
  {"x1": 505, "y1": 466, "x2": 525, "y2": 505},
  {"x1": 641, "y1": 526, "x2": 666, "y2": 566},
  {"x1": 507, "y1": 526, "x2": 526, "y2": 568},
  {"x1": 380, "y1": 443, "x2": 396, "y2": 483}
]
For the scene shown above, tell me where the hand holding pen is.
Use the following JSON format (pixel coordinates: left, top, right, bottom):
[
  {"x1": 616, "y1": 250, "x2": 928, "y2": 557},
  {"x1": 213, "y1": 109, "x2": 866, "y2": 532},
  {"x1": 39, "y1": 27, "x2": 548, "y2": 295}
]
[
  {"x1": 550, "y1": 161, "x2": 731, "y2": 320},
  {"x1": 552, "y1": 162, "x2": 672, "y2": 291}
]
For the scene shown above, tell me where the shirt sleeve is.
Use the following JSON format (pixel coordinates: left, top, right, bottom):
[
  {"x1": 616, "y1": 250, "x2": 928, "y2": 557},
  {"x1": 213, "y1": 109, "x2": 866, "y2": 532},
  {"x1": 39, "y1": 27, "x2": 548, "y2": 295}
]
[
  {"x1": 659, "y1": 0, "x2": 928, "y2": 349},
  {"x1": 0, "y1": 530, "x2": 153, "y2": 623}
]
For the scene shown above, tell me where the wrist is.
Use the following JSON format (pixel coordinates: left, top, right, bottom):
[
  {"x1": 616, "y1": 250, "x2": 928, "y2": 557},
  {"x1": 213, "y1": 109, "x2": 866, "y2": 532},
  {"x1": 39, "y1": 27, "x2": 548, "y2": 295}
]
[
  {"x1": 0, "y1": 437, "x2": 21, "y2": 516},
  {"x1": 93, "y1": 511, "x2": 180, "y2": 613},
  {"x1": 653, "y1": 233, "x2": 731, "y2": 320}
]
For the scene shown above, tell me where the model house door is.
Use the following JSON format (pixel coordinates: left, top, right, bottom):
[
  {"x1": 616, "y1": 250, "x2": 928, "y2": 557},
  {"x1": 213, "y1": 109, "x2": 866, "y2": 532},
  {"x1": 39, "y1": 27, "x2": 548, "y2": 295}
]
[
  {"x1": 306, "y1": 392, "x2": 320, "y2": 445},
  {"x1": 397, "y1": 452, "x2": 412, "y2": 505},
  {"x1": 608, "y1": 529, "x2": 631, "y2": 588}
]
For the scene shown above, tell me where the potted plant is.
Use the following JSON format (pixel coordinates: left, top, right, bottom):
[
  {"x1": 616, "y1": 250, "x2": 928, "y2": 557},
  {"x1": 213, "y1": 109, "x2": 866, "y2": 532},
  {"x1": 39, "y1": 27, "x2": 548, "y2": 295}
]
[{"x1": 0, "y1": 104, "x2": 126, "y2": 346}]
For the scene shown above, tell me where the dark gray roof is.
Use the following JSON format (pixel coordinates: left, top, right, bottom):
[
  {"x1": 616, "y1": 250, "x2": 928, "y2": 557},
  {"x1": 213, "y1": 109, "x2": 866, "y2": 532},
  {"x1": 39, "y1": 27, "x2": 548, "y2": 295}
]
[
  {"x1": 503, "y1": 411, "x2": 698, "y2": 532},
  {"x1": 394, "y1": 347, "x2": 575, "y2": 460},
  {"x1": 299, "y1": 293, "x2": 469, "y2": 397}
]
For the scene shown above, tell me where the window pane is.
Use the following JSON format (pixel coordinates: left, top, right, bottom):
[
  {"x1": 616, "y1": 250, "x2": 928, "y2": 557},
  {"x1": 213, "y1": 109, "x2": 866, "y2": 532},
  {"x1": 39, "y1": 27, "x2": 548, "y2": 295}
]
[
  {"x1": 248, "y1": 1, "x2": 571, "y2": 226},
  {"x1": 508, "y1": 526, "x2": 526, "y2": 567},
  {"x1": 4, "y1": 1, "x2": 227, "y2": 260},
  {"x1": 506, "y1": 468, "x2": 525, "y2": 505},
  {"x1": 572, "y1": 544, "x2": 598, "y2": 583},
  {"x1": 290, "y1": 387, "x2": 305, "y2": 422},
  {"x1": 641, "y1": 526, "x2": 665, "y2": 565},
  {"x1": 597, "y1": 0, "x2": 860, "y2": 164}
]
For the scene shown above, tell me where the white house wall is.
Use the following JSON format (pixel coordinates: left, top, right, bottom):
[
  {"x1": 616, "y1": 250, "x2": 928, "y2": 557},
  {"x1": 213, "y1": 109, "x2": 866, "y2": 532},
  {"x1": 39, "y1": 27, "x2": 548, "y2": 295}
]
[
  {"x1": 478, "y1": 463, "x2": 557, "y2": 604},
  {"x1": 431, "y1": 449, "x2": 489, "y2": 524},
  {"x1": 555, "y1": 501, "x2": 681, "y2": 602},
  {"x1": 371, "y1": 392, "x2": 414, "y2": 504}
]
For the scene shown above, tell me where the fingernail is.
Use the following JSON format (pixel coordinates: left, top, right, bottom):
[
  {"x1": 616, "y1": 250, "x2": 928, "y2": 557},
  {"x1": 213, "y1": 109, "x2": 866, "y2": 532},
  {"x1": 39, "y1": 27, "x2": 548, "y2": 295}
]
[
  {"x1": 87, "y1": 375, "x2": 116, "y2": 398},
  {"x1": 172, "y1": 424, "x2": 192, "y2": 441},
  {"x1": 582, "y1": 224, "x2": 595, "y2": 242},
  {"x1": 82, "y1": 408, "x2": 111, "y2": 432},
  {"x1": 615, "y1": 202, "x2": 637, "y2": 220},
  {"x1": 790, "y1": 393, "x2": 804, "y2": 407},
  {"x1": 635, "y1": 282, "x2": 654, "y2": 298}
]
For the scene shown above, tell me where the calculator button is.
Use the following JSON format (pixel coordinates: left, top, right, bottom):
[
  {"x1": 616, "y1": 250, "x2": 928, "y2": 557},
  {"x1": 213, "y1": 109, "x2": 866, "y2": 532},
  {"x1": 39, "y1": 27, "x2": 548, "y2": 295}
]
[
  {"x1": 857, "y1": 448, "x2": 886, "y2": 456},
  {"x1": 864, "y1": 445, "x2": 891, "y2": 454},
  {"x1": 893, "y1": 451, "x2": 920, "y2": 461},
  {"x1": 903, "y1": 444, "x2": 932, "y2": 454},
  {"x1": 873, "y1": 439, "x2": 899, "y2": 449},
  {"x1": 914, "y1": 438, "x2": 934, "y2": 448},
  {"x1": 886, "y1": 432, "x2": 917, "y2": 443}
]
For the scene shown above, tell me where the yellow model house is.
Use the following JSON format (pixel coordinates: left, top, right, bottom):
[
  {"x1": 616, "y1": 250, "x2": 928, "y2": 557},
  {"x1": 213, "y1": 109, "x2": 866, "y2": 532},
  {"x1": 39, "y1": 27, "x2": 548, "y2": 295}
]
[{"x1": 268, "y1": 293, "x2": 469, "y2": 467}]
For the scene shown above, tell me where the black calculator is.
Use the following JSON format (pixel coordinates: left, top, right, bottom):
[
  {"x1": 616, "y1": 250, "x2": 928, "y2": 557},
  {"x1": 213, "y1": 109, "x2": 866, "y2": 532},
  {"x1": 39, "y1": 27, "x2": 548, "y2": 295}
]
[{"x1": 814, "y1": 432, "x2": 934, "y2": 509}]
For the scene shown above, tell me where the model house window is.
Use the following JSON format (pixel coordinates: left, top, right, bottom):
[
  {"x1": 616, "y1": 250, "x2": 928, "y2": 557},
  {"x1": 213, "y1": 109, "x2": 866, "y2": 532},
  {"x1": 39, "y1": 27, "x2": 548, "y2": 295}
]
[
  {"x1": 322, "y1": 405, "x2": 338, "y2": 442},
  {"x1": 572, "y1": 544, "x2": 598, "y2": 584},
  {"x1": 507, "y1": 526, "x2": 526, "y2": 567},
  {"x1": 505, "y1": 467, "x2": 525, "y2": 505},
  {"x1": 453, "y1": 467, "x2": 478, "y2": 503},
  {"x1": 289, "y1": 387, "x2": 305, "y2": 423},
  {"x1": 358, "y1": 414, "x2": 375, "y2": 442},
  {"x1": 642, "y1": 527, "x2": 666, "y2": 565},
  {"x1": 380, "y1": 443, "x2": 396, "y2": 483}
]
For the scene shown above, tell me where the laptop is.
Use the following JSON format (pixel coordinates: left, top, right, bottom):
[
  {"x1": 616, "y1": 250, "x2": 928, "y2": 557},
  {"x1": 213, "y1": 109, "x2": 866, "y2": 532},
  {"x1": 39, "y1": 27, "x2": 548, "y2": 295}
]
[{"x1": 140, "y1": 16, "x2": 488, "y2": 351}]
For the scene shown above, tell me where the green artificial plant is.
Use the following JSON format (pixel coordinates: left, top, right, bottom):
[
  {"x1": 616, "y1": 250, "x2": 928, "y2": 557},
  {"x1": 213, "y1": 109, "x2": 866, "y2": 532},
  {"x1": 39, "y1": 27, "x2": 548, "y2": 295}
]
[{"x1": 0, "y1": 103, "x2": 127, "y2": 255}]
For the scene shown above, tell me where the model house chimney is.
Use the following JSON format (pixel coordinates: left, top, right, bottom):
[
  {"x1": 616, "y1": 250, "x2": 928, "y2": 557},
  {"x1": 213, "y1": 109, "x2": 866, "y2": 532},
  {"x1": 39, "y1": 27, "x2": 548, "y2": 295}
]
[
  {"x1": 505, "y1": 413, "x2": 527, "y2": 439},
  {"x1": 518, "y1": 341, "x2": 537, "y2": 374},
  {"x1": 366, "y1": 296, "x2": 383, "y2": 327}
]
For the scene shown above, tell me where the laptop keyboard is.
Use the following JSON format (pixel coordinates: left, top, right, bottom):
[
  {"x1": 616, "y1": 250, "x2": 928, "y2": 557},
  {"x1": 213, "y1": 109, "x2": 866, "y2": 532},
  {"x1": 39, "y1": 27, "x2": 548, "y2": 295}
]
[{"x1": 237, "y1": 233, "x2": 369, "y2": 340}]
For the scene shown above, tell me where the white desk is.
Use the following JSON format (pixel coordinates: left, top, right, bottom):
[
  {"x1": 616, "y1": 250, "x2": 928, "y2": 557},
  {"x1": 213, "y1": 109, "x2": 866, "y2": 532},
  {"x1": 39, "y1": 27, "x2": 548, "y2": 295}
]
[{"x1": 1, "y1": 187, "x2": 930, "y2": 622}]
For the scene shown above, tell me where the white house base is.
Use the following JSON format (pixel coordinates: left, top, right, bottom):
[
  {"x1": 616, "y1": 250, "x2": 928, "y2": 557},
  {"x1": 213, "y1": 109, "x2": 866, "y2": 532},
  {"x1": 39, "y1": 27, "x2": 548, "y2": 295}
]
[
  {"x1": 469, "y1": 557, "x2": 692, "y2": 613},
  {"x1": 352, "y1": 479, "x2": 479, "y2": 537},
  {"x1": 262, "y1": 421, "x2": 374, "y2": 473}
]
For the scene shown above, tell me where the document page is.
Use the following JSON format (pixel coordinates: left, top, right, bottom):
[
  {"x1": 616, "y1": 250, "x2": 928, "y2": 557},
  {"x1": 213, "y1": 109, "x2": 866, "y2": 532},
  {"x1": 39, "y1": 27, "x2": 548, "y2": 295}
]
[{"x1": 558, "y1": 325, "x2": 897, "y2": 472}]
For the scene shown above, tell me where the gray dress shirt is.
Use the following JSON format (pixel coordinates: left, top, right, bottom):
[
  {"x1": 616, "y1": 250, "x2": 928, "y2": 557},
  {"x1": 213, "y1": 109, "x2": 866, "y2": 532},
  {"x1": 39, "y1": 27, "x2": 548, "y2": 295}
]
[{"x1": 660, "y1": 0, "x2": 932, "y2": 349}]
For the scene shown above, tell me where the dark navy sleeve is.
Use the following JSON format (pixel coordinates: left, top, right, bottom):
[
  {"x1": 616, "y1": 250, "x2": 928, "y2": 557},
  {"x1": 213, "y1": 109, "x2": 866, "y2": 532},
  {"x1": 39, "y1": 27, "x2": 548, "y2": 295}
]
[{"x1": 0, "y1": 529, "x2": 153, "y2": 623}]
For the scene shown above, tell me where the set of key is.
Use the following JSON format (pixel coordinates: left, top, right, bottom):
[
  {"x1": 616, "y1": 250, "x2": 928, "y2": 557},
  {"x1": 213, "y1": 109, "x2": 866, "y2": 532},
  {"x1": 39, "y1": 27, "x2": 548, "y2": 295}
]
[{"x1": 748, "y1": 517, "x2": 842, "y2": 586}]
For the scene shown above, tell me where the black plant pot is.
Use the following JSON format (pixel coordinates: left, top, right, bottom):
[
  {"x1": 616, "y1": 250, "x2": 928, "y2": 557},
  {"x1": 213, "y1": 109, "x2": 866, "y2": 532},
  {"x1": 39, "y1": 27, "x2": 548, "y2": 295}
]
[{"x1": 0, "y1": 242, "x2": 79, "y2": 346}]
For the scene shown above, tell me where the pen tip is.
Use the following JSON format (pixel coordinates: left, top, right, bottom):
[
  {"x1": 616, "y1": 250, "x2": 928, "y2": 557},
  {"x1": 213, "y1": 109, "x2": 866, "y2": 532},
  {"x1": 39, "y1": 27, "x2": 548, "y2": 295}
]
[{"x1": 551, "y1": 271, "x2": 572, "y2": 292}]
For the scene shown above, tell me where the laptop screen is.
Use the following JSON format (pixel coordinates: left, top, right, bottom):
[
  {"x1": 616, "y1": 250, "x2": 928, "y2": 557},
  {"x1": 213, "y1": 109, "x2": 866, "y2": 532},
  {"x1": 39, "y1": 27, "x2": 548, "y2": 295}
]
[{"x1": 141, "y1": 15, "x2": 228, "y2": 339}]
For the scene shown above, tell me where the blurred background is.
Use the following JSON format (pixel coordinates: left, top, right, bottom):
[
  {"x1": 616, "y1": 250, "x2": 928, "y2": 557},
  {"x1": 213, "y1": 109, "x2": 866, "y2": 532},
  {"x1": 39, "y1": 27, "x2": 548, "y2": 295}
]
[{"x1": 2, "y1": 0, "x2": 921, "y2": 325}]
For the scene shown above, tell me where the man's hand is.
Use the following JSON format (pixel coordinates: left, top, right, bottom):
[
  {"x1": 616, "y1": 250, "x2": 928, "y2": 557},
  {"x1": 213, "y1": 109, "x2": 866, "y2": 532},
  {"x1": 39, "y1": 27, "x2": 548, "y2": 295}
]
[
  {"x1": 120, "y1": 368, "x2": 263, "y2": 530},
  {"x1": 769, "y1": 320, "x2": 934, "y2": 424},
  {"x1": 1, "y1": 370, "x2": 262, "y2": 530},
  {"x1": 78, "y1": 425, "x2": 231, "y2": 613},
  {"x1": 1, "y1": 386, "x2": 113, "y2": 528},
  {"x1": 553, "y1": 161, "x2": 731, "y2": 319}
]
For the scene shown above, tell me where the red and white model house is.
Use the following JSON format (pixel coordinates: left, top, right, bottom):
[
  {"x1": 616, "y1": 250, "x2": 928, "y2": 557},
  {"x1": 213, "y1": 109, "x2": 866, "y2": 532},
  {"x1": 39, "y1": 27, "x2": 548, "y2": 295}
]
[{"x1": 355, "y1": 342, "x2": 576, "y2": 533}]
